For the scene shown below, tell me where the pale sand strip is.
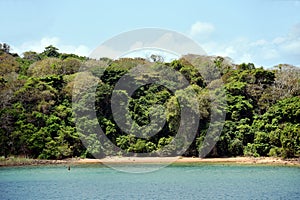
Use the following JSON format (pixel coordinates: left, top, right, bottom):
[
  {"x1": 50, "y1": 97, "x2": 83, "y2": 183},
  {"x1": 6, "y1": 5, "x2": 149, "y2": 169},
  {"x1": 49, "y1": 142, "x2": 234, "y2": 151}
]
[
  {"x1": 72, "y1": 156, "x2": 300, "y2": 166},
  {"x1": 1, "y1": 156, "x2": 299, "y2": 167}
]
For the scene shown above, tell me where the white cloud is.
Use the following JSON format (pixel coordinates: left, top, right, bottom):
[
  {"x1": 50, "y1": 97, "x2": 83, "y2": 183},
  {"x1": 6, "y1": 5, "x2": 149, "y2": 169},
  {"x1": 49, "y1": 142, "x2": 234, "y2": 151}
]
[
  {"x1": 189, "y1": 21, "x2": 215, "y2": 36},
  {"x1": 151, "y1": 32, "x2": 206, "y2": 55},
  {"x1": 272, "y1": 37, "x2": 286, "y2": 45},
  {"x1": 279, "y1": 23, "x2": 300, "y2": 56},
  {"x1": 281, "y1": 40, "x2": 300, "y2": 55},
  {"x1": 89, "y1": 45, "x2": 122, "y2": 59},
  {"x1": 12, "y1": 37, "x2": 91, "y2": 57},
  {"x1": 129, "y1": 41, "x2": 144, "y2": 50},
  {"x1": 239, "y1": 53, "x2": 253, "y2": 63},
  {"x1": 91, "y1": 29, "x2": 207, "y2": 60},
  {"x1": 197, "y1": 23, "x2": 300, "y2": 67},
  {"x1": 290, "y1": 23, "x2": 300, "y2": 38},
  {"x1": 250, "y1": 39, "x2": 267, "y2": 47},
  {"x1": 57, "y1": 44, "x2": 91, "y2": 57}
]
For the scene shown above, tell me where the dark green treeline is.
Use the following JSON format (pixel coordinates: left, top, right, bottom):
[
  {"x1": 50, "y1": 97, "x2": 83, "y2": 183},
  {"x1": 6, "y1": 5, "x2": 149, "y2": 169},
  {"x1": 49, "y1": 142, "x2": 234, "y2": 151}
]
[{"x1": 0, "y1": 44, "x2": 299, "y2": 159}]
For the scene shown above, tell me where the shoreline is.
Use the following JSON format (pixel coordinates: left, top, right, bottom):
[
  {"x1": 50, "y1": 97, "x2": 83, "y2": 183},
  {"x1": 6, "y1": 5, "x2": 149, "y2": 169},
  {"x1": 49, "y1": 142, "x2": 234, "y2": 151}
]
[{"x1": 1, "y1": 156, "x2": 299, "y2": 167}]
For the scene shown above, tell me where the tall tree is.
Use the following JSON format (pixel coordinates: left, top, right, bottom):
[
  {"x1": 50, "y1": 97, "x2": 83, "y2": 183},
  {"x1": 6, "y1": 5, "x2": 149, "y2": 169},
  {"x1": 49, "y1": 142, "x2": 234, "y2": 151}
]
[{"x1": 42, "y1": 45, "x2": 60, "y2": 58}]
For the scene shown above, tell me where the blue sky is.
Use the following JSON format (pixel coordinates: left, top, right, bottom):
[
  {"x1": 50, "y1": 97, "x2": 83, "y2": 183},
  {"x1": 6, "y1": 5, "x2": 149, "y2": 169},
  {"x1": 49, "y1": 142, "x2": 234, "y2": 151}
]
[{"x1": 1, "y1": 0, "x2": 300, "y2": 67}]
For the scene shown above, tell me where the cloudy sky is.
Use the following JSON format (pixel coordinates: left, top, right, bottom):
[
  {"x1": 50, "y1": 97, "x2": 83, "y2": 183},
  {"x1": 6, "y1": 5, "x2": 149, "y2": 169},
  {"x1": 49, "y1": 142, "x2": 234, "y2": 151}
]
[{"x1": 1, "y1": 0, "x2": 300, "y2": 67}]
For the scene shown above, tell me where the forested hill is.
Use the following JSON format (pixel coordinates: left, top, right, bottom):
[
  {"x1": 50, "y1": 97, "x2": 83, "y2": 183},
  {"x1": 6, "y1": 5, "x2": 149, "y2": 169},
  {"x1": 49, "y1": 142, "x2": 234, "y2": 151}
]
[{"x1": 0, "y1": 44, "x2": 299, "y2": 159}]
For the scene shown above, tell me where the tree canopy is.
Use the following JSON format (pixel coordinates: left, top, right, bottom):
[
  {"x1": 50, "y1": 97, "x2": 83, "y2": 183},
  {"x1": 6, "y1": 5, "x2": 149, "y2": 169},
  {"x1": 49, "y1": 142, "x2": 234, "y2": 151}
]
[{"x1": 0, "y1": 44, "x2": 299, "y2": 159}]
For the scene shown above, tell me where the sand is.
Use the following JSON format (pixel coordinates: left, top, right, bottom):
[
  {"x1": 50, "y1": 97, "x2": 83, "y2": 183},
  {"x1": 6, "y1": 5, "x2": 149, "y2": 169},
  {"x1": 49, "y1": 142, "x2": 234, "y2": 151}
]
[
  {"x1": 1, "y1": 156, "x2": 299, "y2": 167},
  {"x1": 71, "y1": 156, "x2": 300, "y2": 166}
]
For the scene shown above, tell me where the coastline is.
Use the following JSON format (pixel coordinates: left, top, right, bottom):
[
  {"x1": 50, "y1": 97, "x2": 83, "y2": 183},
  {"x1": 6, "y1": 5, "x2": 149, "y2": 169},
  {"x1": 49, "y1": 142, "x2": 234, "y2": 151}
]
[
  {"x1": 1, "y1": 156, "x2": 299, "y2": 167},
  {"x1": 74, "y1": 156, "x2": 300, "y2": 166}
]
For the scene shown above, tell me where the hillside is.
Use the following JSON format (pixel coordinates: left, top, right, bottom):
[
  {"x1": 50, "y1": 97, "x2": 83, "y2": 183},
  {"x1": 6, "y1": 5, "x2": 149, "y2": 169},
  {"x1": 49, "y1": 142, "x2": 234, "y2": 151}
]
[{"x1": 0, "y1": 44, "x2": 299, "y2": 159}]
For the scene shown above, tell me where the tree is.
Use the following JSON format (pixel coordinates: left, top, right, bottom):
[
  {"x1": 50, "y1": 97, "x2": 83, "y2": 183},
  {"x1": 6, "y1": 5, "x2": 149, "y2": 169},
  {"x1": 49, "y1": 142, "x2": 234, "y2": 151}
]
[
  {"x1": 273, "y1": 64, "x2": 300, "y2": 99},
  {"x1": 22, "y1": 51, "x2": 41, "y2": 62},
  {"x1": 0, "y1": 52, "x2": 19, "y2": 75},
  {"x1": 0, "y1": 43, "x2": 10, "y2": 53},
  {"x1": 1, "y1": 49, "x2": 300, "y2": 160},
  {"x1": 250, "y1": 97, "x2": 300, "y2": 157},
  {"x1": 42, "y1": 45, "x2": 60, "y2": 58},
  {"x1": 27, "y1": 58, "x2": 63, "y2": 77}
]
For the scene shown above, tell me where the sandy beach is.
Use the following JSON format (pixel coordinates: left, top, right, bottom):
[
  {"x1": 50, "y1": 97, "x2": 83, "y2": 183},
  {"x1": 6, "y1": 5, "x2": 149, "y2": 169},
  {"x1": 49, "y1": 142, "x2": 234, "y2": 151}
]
[
  {"x1": 1, "y1": 156, "x2": 299, "y2": 167},
  {"x1": 72, "y1": 156, "x2": 300, "y2": 166}
]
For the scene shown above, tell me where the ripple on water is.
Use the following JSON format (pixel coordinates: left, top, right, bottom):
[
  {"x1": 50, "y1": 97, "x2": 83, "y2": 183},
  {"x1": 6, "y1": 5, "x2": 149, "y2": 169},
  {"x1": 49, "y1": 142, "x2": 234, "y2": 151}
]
[{"x1": 0, "y1": 165, "x2": 299, "y2": 200}]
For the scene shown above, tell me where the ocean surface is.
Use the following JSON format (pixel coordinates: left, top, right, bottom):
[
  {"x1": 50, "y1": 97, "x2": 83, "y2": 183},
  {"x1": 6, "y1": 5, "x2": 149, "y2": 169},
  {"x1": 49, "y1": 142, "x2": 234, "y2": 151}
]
[{"x1": 0, "y1": 163, "x2": 299, "y2": 200}]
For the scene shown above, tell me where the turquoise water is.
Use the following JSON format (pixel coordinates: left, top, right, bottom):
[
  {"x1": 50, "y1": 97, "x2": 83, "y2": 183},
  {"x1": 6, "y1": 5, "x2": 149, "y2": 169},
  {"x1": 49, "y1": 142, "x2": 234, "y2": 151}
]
[{"x1": 0, "y1": 164, "x2": 299, "y2": 200}]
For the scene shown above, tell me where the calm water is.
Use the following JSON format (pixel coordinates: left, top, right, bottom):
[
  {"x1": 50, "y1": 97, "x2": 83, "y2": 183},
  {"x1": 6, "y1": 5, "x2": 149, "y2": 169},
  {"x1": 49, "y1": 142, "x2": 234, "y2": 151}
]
[{"x1": 0, "y1": 164, "x2": 299, "y2": 200}]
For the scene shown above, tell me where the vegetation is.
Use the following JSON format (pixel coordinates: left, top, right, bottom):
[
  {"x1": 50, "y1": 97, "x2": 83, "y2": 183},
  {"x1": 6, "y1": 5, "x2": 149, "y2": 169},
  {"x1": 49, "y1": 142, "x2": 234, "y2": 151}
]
[{"x1": 0, "y1": 43, "x2": 299, "y2": 159}]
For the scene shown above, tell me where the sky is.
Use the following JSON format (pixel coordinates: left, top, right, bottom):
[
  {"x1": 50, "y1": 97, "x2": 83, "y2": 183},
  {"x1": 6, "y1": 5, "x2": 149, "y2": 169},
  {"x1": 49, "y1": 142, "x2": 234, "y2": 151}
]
[{"x1": 1, "y1": 0, "x2": 300, "y2": 67}]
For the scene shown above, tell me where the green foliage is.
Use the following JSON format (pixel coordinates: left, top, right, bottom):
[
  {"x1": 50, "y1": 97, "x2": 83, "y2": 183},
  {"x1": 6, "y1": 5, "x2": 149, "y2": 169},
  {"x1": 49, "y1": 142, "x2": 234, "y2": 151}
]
[
  {"x1": 250, "y1": 97, "x2": 300, "y2": 157},
  {"x1": 228, "y1": 138, "x2": 243, "y2": 156},
  {"x1": 28, "y1": 57, "x2": 82, "y2": 77},
  {"x1": 0, "y1": 45, "x2": 299, "y2": 159},
  {"x1": 244, "y1": 143, "x2": 260, "y2": 157},
  {"x1": 22, "y1": 51, "x2": 41, "y2": 62},
  {"x1": 41, "y1": 45, "x2": 60, "y2": 58},
  {"x1": 170, "y1": 59, "x2": 205, "y2": 86},
  {"x1": 0, "y1": 52, "x2": 19, "y2": 75}
]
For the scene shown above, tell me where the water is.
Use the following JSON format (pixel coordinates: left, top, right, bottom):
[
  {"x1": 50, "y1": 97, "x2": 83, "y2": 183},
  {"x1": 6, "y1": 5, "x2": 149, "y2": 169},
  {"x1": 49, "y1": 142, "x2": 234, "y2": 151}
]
[{"x1": 0, "y1": 164, "x2": 299, "y2": 200}]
